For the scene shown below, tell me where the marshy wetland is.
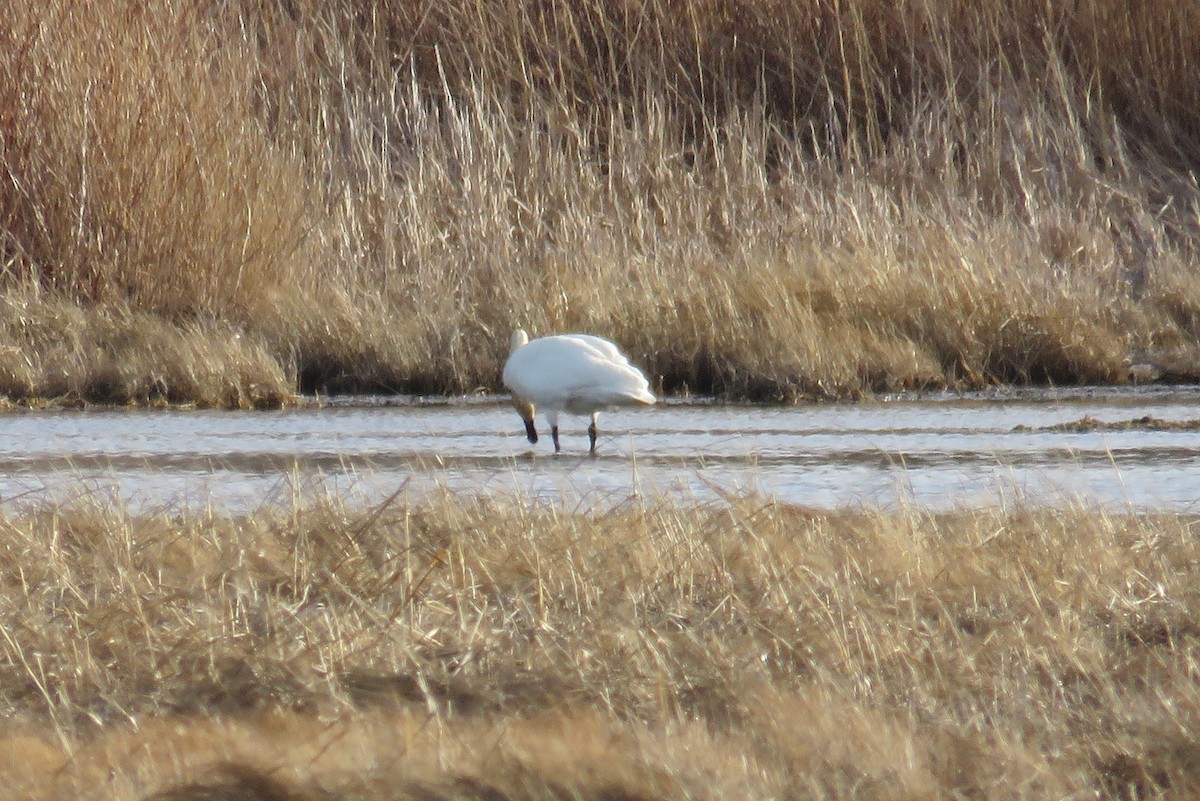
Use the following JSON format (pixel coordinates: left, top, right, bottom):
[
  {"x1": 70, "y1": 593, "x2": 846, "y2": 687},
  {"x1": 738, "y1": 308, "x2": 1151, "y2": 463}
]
[
  {"x1": 3, "y1": 386, "x2": 1200, "y2": 515},
  {"x1": 5, "y1": 387, "x2": 1200, "y2": 800},
  {"x1": 6, "y1": 0, "x2": 1200, "y2": 798}
]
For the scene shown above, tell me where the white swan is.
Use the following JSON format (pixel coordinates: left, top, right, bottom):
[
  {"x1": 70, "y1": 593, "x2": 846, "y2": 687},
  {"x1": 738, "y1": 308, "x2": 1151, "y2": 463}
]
[{"x1": 502, "y1": 329, "x2": 656, "y2": 454}]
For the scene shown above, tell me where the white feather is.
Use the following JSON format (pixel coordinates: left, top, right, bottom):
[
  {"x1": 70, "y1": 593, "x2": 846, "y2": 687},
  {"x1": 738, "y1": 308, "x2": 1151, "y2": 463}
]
[{"x1": 503, "y1": 329, "x2": 655, "y2": 453}]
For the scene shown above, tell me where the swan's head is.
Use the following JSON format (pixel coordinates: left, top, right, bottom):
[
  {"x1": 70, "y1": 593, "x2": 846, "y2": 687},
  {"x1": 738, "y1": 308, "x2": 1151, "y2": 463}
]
[
  {"x1": 510, "y1": 329, "x2": 530, "y2": 353},
  {"x1": 511, "y1": 394, "x2": 538, "y2": 444}
]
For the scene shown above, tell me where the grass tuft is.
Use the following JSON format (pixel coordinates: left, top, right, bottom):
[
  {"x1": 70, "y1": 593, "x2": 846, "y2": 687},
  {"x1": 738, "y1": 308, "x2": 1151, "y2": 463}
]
[{"x1": 2, "y1": 492, "x2": 1200, "y2": 798}]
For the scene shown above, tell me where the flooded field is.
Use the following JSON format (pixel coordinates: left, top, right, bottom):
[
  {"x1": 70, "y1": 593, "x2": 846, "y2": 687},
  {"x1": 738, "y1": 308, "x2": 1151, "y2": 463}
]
[{"x1": 2, "y1": 386, "x2": 1199, "y2": 513}]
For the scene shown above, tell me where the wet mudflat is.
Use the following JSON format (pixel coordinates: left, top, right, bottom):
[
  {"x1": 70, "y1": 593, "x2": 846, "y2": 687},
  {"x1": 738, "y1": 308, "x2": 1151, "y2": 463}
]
[{"x1": 2, "y1": 385, "x2": 1199, "y2": 513}]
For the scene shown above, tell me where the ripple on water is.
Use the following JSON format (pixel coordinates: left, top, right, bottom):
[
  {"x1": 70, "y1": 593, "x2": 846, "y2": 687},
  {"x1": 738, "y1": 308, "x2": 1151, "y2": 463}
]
[{"x1": 2, "y1": 387, "x2": 1200, "y2": 514}]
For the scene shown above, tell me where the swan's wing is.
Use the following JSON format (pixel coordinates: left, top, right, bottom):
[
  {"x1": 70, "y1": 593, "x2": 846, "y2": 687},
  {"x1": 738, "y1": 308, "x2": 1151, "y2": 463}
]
[
  {"x1": 559, "y1": 334, "x2": 630, "y2": 365},
  {"x1": 559, "y1": 335, "x2": 656, "y2": 402},
  {"x1": 504, "y1": 338, "x2": 654, "y2": 407},
  {"x1": 560, "y1": 353, "x2": 656, "y2": 407}
]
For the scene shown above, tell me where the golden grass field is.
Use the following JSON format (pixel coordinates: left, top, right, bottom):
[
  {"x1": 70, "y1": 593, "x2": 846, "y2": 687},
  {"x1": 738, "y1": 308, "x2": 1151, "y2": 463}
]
[
  {"x1": 4, "y1": 2, "x2": 1200, "y2": 798},
  {"x1": 2, "y1": 494, "x2": 1200, "y2": 800},
  {"x1": 2, "y1": 0, "x2": 1200, "y2": 403}
]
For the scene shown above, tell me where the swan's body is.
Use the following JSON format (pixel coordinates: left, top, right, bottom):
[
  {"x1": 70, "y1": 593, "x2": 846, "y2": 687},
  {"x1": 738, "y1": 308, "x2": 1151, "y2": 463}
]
[{"x1": 503, "y1": 329, "x2": 655, "y2": 454}]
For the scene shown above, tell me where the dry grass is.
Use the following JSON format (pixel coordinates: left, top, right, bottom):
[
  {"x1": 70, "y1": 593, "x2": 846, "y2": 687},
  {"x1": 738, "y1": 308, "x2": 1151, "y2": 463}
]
[
  {"x1": 3, "y1": 0, "x2": 1200, "y2": 402},
  {"x1": 3, "y1": 490, "x2": 1200, "y2": 799},
  {"x1": 0, "y1": 289, "x2": 291, "y2": 407}
]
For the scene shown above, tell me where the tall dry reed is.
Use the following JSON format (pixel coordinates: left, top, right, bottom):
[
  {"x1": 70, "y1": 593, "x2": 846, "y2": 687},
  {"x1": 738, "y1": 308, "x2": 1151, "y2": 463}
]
[{"x1": 2, "y1": 0, "x2": 1200, "y2": 401}]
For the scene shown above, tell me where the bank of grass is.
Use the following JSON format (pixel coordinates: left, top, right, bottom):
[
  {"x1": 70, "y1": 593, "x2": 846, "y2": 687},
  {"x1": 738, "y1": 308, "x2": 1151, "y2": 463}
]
[
  {"x1": 2, "y1": 490, "x2": 1200, "y2": 799},
  {"x1": 3, "y1": 0, "x2": 1200, "y2": 403}
]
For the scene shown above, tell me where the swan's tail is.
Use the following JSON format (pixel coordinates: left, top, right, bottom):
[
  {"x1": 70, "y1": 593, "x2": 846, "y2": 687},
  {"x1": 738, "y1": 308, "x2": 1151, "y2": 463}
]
[{"x1": 628, "y1": 388, "x2": 657, "y2": 406}]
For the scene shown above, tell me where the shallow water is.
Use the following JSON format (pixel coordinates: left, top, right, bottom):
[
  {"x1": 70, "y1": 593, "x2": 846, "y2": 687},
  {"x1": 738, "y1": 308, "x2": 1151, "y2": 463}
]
[{"x1": 2, "y1": 385, "x2": 1200, "y2": 513}]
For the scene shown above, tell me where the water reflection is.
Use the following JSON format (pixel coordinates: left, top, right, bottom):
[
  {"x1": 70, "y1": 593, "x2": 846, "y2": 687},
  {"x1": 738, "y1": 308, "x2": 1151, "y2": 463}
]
[{"x1": 2, "y1": 385, "x2": 1200, "y2": 513}]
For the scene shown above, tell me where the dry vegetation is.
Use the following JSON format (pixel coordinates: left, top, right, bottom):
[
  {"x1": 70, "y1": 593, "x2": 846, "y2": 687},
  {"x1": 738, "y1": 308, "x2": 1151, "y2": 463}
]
[
  {"x1": 1, "y1": 492, "x2": 1199, "y2": 799},
  {"x1": 1, "y1": 0, "x2": 1199, "y2": 403},
  {"x1": 7, "y1": 6, "x2": 1200, "y2": 794}
]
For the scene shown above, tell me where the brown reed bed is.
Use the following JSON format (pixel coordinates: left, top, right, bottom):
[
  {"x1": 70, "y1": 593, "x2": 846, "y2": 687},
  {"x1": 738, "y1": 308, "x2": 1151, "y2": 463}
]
[
  {"x1": 2, "y1": 0, "x2": 1200, "y2": 404},
  {"x1": 2, "y1": 490, "x2": 1200, "y2": 799}
]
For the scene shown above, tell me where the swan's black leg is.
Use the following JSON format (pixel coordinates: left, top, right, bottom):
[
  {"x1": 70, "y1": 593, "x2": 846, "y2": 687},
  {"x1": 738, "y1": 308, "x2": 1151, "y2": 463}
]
[
  {"x1": 588, "y1": 416, "x2": 598, "y2": 456},
  {"x1": 524, "y1": 419, "x2": 538, "y2": 444},
  {"x1": 552, "y1": 425, "x2": 561, "y2": 453}
]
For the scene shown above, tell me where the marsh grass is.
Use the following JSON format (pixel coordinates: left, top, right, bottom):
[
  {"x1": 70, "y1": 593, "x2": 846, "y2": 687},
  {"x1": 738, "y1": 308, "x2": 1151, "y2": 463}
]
[
  {"x1": 3, "y1": 490, "x2": 1200, "y2": 799},
  {"x1": 2, "y1": 0, "x2": 1200, "y2": 402},
  {"x1": 0, "y1": 289, "x2": 291, "y2": 407}
]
